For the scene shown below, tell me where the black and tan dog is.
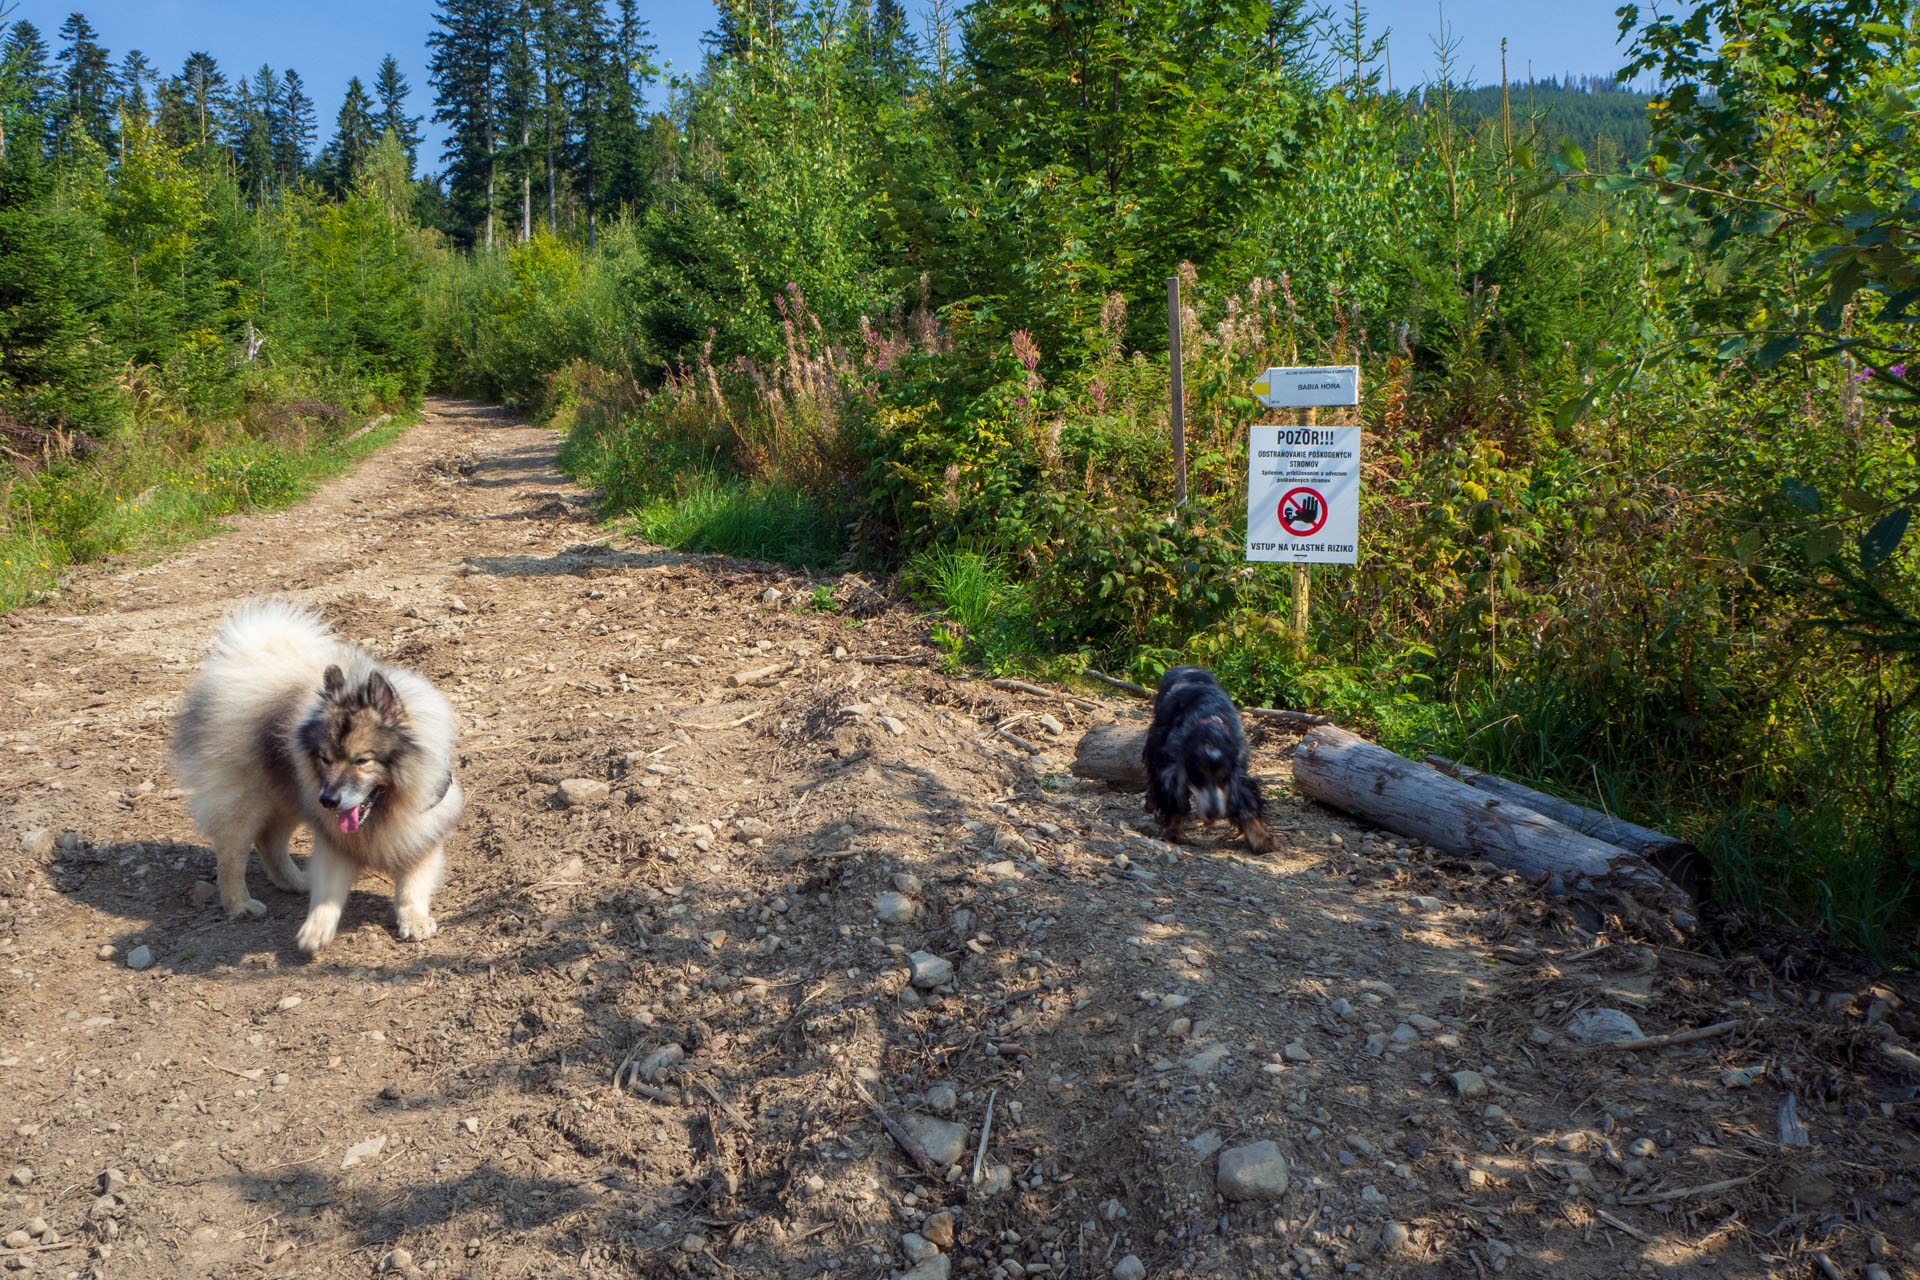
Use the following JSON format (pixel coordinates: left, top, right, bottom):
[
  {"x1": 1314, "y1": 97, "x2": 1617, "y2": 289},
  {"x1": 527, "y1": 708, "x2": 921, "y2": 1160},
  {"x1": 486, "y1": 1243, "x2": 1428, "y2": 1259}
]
[
  {"x1": 1143, "y1": 666, "x2": 1276, "y2": 854},
  {"x1": 172, "y1": 599, "x2": 464, "y2": 954}
]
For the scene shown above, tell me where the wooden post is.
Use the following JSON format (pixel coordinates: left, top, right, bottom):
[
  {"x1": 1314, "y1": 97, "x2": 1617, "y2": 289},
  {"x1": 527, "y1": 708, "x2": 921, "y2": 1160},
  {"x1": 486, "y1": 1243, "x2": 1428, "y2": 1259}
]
[
  {"x1": 1168, "y1": 276, "x2": 1187, "y2": 506},
  {"x1": 1291, "y1": 406, "x2": 1315, "y2": 640}
]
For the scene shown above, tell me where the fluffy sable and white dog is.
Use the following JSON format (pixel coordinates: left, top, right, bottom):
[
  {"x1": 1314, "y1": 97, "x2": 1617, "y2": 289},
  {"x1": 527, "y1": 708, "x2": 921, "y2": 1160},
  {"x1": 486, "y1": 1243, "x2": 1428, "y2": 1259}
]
[{"x1": 171, "y1": 599, "x2": 464, "y2": 954}]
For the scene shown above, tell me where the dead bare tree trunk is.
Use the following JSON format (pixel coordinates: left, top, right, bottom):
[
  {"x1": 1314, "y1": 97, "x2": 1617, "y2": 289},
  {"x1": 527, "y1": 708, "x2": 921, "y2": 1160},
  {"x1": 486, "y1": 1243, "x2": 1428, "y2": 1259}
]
[{"x1": 1292, "y1": 727, "x2": 1694, "y2": 933}]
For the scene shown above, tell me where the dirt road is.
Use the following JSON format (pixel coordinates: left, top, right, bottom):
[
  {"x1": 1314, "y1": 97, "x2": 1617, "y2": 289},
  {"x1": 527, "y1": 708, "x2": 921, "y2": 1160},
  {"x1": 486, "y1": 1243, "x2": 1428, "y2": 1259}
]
[{"x1": 1, "y1": 399, "x2": 1915, "y2": 1280}]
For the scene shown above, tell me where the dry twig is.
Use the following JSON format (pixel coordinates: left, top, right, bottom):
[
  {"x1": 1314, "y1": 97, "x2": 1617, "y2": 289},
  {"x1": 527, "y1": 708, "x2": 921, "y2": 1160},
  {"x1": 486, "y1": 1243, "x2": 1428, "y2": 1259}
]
[
  {"x1": 1083, "y1": 667, "x2": 1149, "y2": 698},
  {"x1": 972, "y1": 1089, "x2": 997, "y2": 1184},
  {"x1": 1605, "y1": 1020, "x2": 1742, "y2": 1051}
]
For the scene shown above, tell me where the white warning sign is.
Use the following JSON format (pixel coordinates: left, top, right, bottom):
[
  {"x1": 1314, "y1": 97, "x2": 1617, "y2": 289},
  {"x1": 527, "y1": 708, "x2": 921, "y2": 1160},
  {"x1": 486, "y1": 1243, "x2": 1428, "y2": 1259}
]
[{"x1": 1246, "y1": 424, "x2": 1361, "y2": 564}]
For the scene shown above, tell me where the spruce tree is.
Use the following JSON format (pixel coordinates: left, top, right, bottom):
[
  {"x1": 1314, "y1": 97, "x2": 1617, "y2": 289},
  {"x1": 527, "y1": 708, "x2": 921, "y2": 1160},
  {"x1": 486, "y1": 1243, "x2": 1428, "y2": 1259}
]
[
  {"x1": 322, "y1": 75, "x2": 378, "y2": 194},
  {"x1": 604, "y1": 0, "x2": 656, "y2": 209},
  {"x1": 373, "y1": 54, "x2": 423, "y2": 175},
  {"x1": 500, "y1": 4, "x2": 538, "y2": 240},
  {"x1": 161, "y1": 52, "x2": 229, "y2": 153},
  {"x1": 428, "y1": 0, "x2": 510, "y2": 246},
  {"x1": 117, "y1": 49, "x2": 155, "y2": 129},
  {"x1": 54, "y1": 12, "x2": 114, "y2": 153},
  {"x1": 1, "y1": 21, "x2": 57, "y2": 155},
  {"x1": 234, "y1": 66, "x2": 279, "y2": 195},
  {"x1": 278, "y1": 70, "x2": 316, "y2": 184}
]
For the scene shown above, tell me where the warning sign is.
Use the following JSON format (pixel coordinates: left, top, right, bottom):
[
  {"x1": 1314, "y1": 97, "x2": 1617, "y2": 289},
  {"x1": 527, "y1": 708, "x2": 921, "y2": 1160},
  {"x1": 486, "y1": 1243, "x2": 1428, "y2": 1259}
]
[{"x1": 1246, "y1": 425, "x2": 1360, "y2": 564}]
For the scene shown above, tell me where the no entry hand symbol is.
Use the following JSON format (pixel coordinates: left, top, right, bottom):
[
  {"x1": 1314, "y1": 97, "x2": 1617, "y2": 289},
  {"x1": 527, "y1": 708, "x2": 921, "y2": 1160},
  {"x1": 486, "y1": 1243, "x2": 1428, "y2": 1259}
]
[{"x1": 1278, "y1": 486, "x2": 1329, "y2": 538}]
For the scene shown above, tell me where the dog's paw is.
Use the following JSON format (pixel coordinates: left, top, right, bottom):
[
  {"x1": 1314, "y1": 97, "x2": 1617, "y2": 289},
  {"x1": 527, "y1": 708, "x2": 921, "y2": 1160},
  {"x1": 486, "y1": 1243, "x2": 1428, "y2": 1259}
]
[
  {"x1": 267, "y1": 864, "x2": 309, "y2": 893},
  {"x1": 396, "y1": 909, "x2": 438, "y2": 942},
  {"x1": 225, "y1": 896, "x2": 268, "y2": 919},
  {"x1": 295, "y1": 910, "x2": 340, "y2": 955}
]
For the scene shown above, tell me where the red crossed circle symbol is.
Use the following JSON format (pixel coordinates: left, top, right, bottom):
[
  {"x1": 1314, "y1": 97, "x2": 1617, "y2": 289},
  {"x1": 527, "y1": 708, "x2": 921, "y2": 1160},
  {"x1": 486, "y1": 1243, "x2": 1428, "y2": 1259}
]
[{"x1": 1278, "y1": 486, "x2": 1329, "y2": 537}]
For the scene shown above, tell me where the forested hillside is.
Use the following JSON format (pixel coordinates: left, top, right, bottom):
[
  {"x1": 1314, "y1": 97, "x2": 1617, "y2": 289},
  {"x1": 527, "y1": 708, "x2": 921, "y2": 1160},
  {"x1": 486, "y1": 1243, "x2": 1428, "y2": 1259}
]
[{"x1": 4, "y1": 0, "x2": 1920, "y2": 954}]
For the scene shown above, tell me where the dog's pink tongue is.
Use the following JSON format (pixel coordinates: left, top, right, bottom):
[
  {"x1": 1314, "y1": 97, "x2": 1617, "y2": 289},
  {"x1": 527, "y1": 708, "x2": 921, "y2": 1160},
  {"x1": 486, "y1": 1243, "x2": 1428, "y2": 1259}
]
[{"x1": 337, "y1": 807, "x2": 361, "y2": 834}]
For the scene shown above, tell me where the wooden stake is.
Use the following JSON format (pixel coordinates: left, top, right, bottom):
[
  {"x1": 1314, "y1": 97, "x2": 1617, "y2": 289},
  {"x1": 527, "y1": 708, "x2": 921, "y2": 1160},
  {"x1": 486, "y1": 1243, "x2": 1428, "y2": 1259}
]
[
  {"x1": 1169, "y1": 277, "x2": 1187, "y2": 507},
  {"x1": 1290, "y1": 405, "x2": 1315, "y2": 639}
]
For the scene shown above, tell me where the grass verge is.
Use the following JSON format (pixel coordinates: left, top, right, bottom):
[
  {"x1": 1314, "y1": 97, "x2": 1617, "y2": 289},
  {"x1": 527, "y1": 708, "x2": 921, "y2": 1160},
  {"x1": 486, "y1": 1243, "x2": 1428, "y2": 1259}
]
[{"x1": 0, "y1": 412, "x2": 410, "y2": 612}]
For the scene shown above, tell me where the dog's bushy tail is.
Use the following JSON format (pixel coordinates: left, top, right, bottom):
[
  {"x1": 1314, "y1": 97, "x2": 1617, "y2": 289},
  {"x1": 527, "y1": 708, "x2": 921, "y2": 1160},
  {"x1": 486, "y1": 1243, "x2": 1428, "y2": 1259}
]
[{"x1": 205, "y1": 598, "x2": 331, "y2": 665}]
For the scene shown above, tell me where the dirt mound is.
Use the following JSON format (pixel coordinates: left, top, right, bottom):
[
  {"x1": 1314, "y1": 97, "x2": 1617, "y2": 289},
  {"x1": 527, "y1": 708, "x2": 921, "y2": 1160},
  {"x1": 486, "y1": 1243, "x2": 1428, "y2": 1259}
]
[{"x1": 1, "y1": 398, "x2": 1917, "y2": 1280}]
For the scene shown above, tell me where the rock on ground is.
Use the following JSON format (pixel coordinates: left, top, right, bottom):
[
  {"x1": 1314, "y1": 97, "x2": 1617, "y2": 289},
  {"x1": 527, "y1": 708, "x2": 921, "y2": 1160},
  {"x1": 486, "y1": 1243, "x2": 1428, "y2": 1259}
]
[{"x1": 1216, "y1": 1140, "x2": 1290, "y2": 1201}]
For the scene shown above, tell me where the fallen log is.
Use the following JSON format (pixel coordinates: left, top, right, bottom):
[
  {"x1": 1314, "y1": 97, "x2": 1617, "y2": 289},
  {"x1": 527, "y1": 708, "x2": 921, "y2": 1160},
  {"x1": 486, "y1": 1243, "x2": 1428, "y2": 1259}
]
[
  {"x1": 1423, "y1": 755, "x2": 1711, "y2": 900},
  {"x1": 1070, "y1": 724, "x2": 1149, "y2": 789},
  {"x1": 1293, "y1": 726, "x2": 1694, "y2": 932}
]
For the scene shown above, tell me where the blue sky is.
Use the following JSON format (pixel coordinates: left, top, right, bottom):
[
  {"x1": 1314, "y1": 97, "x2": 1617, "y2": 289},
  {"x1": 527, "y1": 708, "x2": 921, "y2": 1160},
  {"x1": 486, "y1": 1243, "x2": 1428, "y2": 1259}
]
[{"x1": 10, "y1": 0, "x2": 1647, "y2": 168}]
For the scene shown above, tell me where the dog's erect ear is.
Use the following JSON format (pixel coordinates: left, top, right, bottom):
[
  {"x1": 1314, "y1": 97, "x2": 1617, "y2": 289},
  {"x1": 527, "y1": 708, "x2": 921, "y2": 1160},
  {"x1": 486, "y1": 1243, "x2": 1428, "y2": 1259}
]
[
  {"x1": 364, "y1": 671, "x2": 401, "y2": 722},
  {"x1": 322, "y1": 664, "x2": 346, "y2": 695}
]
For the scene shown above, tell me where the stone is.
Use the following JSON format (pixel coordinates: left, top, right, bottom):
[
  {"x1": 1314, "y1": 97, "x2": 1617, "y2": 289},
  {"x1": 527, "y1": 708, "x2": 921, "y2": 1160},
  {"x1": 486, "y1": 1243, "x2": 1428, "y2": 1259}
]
[
  {"x1": 3, "y1": 1231, "x2": 29, "y2": 1250},
  {"x1": 276, "y1": 996, "x2": 303, "y2": 1012},
  {"x1": 877, "y1": 892, "x2": 917, "y2": 925},
  {"x1": 1780, "y1": 1169, "x2": 1837, "y2": 1206},
  {"x1": 461, "y1": 1117, "x2": 480, "y2": 1135},
  {"x1": 638, "y1": 1044, "x2": 685, "y2": 1083},
  {"x1": 979, "y1": 1164, "x2": 1013, "y2": 1195},
  {"x1": 1627, "y1": 1138, "x2": 1656, "y2": 1157},
  {"x1": 1191, "y1": 1131, "x2": 1223, "y2": 1159},
  {"x1": 1565, "y1": 1008, "x2": 1644, "y2": 1045},
  {"x1": 1410, "y1": 895, "x2": 1444, "y2": 912},
  {"x1": 1113, "y1": 1257, "x2": 1147, "y2": 1280},
  {"x1": 909, "y1": 951, "x2": 954, "y2": 990},
  {"x1": 927, "y1": 1083, "x2": 959, "y2": 1115},
  {"x1": 339, "y1": 1136, "x2": 386, "y2": 1169},
  {"x1": 379, "y1": 1249, "x2": 414, "y2": 1273},
  {"x1": 1282, "y1": 1040, "x2": 1312, "y2": 1063},
  {"x1": 1182, "y1": 1043, "x2": 1229, "y2": 1075},
  {"x1": 902, "y1": 1115, "x2": 969, "y2": 1165},
  {"x1": 1450, "y1": 1071, "x2": 1487, "y2": 1100},
  {"x1": 734, "y1": 817, "x2": 771, "y2": 841},
  {"x1": 1380, "y1": 1221, "x2": 1410, "y2": 1253},
  {"x1": 6, "y1": 1168, "x2": 29, "y2": 1188},
  {"x1": 1722, "y1": 1066, "x2": 1760, "y2": 1090},
  {"x1": 897, "y1": 1258, "x2": 951, "y2": 1280},
  {"x1": 1388, "y1": 1023, "x2": 1419, "y2": 1047},
  {"x1": 921, "y1": 1211, "x2": 955, "y2": 1248},
  {"x1": 188, "y1": 880, "x2": 218, "y2": 906},
  {"x1": 22, "y1": 1222, "x2": 44, "y2": 1241},
  {"x1": 557, "y1": 778, "x2": 611, "y2": 807},
  {"x1": 20, "y1": 828, "x2": 53, "y2": 859},
  {"x1": 902, "y1": 1233, "x2": 939, "y2": 1264},
  {"x1": 95, "y1": 944, "x2": 115, "y2": 961},
  {"x1": 98, "y1": 1168, "x2": 126, "y2": 1193},
  {"x1": 124, "y1": 945, "x2": 154, "y2": 971},
  {"x1": 762, "y1": 587, "x2": 783, "y2": 603},
  {"x1": 1216, "y1": 1141, "x2": 1290, "y2": 1202},
  {"x1": 985, "y1": 860, "x2": 1024, "y2": 880}
]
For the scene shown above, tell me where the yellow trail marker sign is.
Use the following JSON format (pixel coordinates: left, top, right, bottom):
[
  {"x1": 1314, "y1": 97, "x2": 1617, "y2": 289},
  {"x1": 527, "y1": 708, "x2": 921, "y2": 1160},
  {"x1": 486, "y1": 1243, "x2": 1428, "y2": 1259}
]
[{"x1": 1250, "y1": 365, "x2": 1360, "y2": 409}]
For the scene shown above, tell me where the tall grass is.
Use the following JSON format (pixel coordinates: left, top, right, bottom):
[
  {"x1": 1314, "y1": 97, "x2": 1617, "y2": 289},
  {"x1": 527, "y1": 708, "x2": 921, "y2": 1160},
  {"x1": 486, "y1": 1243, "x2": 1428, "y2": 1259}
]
[
  {"x1": 0, "y1": 407, "x2": 407, "y2": 612},
  {"x1": 635, "y1": 478, "x2": 848, "y2": 568}
]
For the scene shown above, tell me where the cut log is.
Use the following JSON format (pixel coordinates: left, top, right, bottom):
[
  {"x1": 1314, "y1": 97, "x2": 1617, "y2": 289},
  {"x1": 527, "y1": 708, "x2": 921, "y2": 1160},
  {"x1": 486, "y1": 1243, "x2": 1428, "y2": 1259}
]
[
  {"x1": 1070, "y1": 724, "x2": 1148, "y2": 789},
  {"x1": 1424, "y1": 755, "x2": 1711, "y2": 901},
  {"x1": 1293, "y1": 726, "x2": 1694, "y2": 931}
]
